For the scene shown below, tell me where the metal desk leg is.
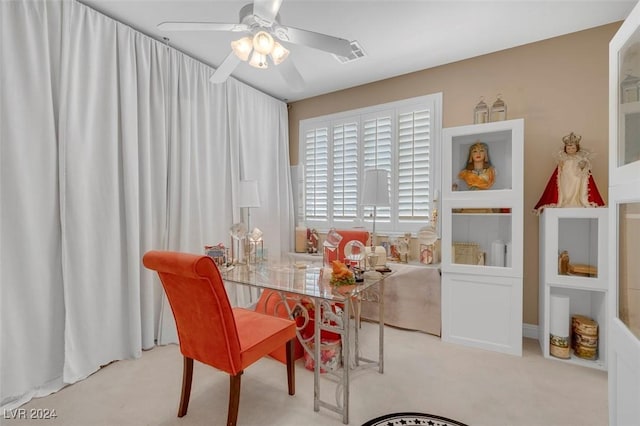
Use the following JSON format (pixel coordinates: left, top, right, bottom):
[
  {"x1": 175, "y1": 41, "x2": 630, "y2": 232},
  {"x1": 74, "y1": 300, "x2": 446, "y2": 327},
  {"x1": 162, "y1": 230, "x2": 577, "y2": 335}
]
[
  {"x1": 314, "y1": 300, "x2": 321, "y2": 412},
  {"x1": 379, "y1": 280, "x2": 384, "y2": 373},
  {"x1": 354, "y1": 296, "x2": 360, "y2": 367},
  {"x1": 342, "y1": 296, "x2": 350, "y2": 424}
]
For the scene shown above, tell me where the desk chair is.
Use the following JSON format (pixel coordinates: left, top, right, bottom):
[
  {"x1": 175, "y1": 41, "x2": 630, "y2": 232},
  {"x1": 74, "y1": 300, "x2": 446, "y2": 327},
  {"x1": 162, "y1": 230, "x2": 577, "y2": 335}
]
[
  {"x1": 143, "y1": 250, "x2": 296, "y2": 426},
  {"x1": 325, "y1": 229, "x2": 370, "y2": 264}
]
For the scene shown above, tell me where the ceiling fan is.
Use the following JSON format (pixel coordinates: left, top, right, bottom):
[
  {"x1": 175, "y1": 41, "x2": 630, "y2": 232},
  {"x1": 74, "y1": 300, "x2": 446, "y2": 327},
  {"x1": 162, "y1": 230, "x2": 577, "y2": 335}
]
[{"x1": 157, "y1": 0, "x2": 354, "y2": 91}]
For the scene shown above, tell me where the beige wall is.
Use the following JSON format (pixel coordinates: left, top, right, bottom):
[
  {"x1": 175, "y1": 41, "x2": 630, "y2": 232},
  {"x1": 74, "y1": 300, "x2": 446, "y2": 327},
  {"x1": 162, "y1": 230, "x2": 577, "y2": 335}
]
[{"x1": 287, "y1": 23, "x2": 619, "y2": 326}]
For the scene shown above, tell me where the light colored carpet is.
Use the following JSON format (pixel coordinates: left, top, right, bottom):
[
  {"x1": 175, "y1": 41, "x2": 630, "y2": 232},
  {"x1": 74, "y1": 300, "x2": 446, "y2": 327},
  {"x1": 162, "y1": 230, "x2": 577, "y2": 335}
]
[{"x1": 3, "y1": 323, "x2": 608, "y2": 426}]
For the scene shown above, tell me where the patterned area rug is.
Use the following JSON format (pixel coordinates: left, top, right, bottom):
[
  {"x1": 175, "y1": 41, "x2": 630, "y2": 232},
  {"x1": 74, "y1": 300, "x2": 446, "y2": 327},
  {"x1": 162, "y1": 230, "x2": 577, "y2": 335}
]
[{"x1": 362, "y1": 412, "x2": 468, "y2": 426}]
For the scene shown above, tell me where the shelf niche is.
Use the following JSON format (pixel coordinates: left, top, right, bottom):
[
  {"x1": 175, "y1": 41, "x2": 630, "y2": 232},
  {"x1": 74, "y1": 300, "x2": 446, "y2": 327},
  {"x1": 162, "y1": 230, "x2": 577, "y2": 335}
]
[{"x1": 538, "y1": 207, "x2": 608, "y2": 370}]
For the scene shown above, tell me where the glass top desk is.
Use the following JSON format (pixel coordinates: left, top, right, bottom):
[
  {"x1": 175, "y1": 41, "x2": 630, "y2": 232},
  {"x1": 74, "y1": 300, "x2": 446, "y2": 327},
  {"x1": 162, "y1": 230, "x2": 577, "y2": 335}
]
[{"x1": 221, "y1": 263, "x2": 389, "y2": 424}]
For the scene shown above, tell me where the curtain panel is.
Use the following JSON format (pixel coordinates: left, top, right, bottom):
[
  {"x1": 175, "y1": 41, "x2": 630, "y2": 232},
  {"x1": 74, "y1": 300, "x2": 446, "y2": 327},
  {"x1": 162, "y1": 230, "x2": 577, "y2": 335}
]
[
  {"x1": 1, "y1": 0, "x2": 293, "y2": 410},
  {"x1": 1, "y1": 0, "x2": 67, "y2": 407}
]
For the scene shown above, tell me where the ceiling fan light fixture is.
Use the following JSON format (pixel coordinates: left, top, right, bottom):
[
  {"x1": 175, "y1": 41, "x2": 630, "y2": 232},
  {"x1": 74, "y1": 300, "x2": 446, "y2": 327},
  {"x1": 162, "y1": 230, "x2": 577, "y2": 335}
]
[
  {"x1": 270, "y1": 41, "x2": 289, "y2": 65},
  {"x1": 231, "y1": 36, "x2": 253, "y2": 61},
  {"x1": 252, "y1": 30, "x2": 274, "y2": 55},
  {"x1": 249, "y1": 51, "x2": 268, "y2": 69}
]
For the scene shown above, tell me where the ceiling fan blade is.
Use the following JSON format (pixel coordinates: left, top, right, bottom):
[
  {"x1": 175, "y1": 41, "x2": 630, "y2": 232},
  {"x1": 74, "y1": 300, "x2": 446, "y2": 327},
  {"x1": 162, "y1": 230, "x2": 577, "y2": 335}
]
[
  {"x1": 277, "y1": 59, "x2": 304, "y2": 92},
  {"x1": 253, "y1": 0, "x2": 284, "y2": 23},
  {"x1": 277, "y1": 26, "x2": 352, "y2": 58},
  {"x1": 157, "y1": 22, "x2": 247, "y2": 32},
  {"x1": 210, "y1": 51, "x2": 242, "y2": 84}
]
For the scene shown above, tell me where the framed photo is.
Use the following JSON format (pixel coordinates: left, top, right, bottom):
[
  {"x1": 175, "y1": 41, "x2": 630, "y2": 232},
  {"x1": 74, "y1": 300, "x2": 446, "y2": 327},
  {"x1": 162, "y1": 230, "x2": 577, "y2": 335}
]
[
  {"x1": 420, "y1": 244, "x2": 434, "y2": 264},
  {"x1": 452, "y1": 242, "x2": 484, "y2": 265}
]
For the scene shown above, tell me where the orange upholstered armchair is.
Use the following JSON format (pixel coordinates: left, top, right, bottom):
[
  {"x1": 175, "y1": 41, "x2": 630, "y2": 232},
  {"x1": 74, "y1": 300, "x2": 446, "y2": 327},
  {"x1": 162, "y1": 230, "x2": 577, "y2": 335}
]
[
  {"x1": 325, "y1": 229, "x2": 370, "y2": 264},
  {"x1": 142, "y1": 251, "x2": 297, "y2": 426}
]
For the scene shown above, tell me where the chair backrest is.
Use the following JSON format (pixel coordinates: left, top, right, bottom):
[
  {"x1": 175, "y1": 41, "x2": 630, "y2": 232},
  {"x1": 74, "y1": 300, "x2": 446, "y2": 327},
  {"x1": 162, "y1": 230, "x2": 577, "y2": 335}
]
[
  {"x1": 325, "y1": 229, "x2": 370, "y2": 263},
  {"x1": 142, "y1": 250, "x2": 243, "y2": 375}
]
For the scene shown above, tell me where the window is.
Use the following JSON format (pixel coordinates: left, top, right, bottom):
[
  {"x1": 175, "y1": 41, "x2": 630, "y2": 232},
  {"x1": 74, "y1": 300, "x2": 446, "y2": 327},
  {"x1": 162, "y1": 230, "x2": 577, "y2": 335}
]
[{"x1": 298, "y1": 93, "x2": 442, "y2": 234}]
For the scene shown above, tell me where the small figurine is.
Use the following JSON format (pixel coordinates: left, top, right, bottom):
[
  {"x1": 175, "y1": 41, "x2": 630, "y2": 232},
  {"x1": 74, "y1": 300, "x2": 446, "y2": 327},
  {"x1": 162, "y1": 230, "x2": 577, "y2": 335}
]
[
  {"x1": 307, "y1": 228, "x2": 319, "y2": 254},
  {"x1": 458, "y1": 141, "x2": 496, "y2": 190},
  {"x1": 558, "y1": 250, "x2": 570, "y2": 275},
  {"x1": 430, "y1": 206, "x2": 438, "y2": 230},
  {"x1": 533, "y1": 132, "x2": 605, "y2": 214}
]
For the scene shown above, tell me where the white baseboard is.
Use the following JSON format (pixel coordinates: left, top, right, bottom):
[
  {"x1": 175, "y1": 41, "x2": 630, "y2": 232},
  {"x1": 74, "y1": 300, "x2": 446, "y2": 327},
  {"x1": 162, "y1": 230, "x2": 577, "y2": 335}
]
[{"x1": 523, "y1": 323, "x2": 539, "y2": 340}]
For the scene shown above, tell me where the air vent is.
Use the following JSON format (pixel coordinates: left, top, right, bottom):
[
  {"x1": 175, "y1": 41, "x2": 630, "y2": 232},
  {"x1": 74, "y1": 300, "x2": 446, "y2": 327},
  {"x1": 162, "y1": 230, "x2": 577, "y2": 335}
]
[{"x1": 333, "y1": 40, "x2": 366, "y2": 63}]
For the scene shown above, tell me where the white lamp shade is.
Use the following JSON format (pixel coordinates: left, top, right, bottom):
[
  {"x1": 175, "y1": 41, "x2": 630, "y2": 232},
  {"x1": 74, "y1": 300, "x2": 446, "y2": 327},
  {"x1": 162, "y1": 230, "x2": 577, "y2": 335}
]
[
  {"x1": 252, "y1": 31, "x2": 274, "y2": 55},
  {"x1": 238, "y1": 180, "x2": 261, "y2": 208},
  {"x1": 231, "y1": 36, "x2": 253, "y2": 61},
  {"x1": 270, "y1": 41, "x2": 289, "y2": 65},
  {"x1": 249, "y1": 51, "x2": 268, "y2": 69},
  {"x1": 362, "y1": 169, "x2": 390, "y2": 206}
]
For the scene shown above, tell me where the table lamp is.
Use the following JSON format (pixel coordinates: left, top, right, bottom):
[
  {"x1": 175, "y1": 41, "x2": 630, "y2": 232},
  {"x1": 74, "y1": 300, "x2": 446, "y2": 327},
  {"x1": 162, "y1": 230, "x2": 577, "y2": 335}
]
[
  {"x1": 238, "y1": 180, "x2": 261, "y2": 264},
  {"x1": 362, "y1": 169, "x2": 390, "y2": 248}
]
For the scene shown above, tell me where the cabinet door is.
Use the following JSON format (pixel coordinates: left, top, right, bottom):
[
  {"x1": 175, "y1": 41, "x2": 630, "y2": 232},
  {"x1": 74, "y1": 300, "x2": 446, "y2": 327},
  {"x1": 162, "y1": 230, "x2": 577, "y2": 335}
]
[
  {"x1": 441, "y1": 272, "x2": 522, "y2": 356},
  {"x1": 612, "y1": 32, "x2": 640, "y2": 184},
  {"x1": 609, "y1": 3, "x2": 640, "y2": 424},
  {"x1": 608, "y1": 186, "x2": 640, "y2": 425}
]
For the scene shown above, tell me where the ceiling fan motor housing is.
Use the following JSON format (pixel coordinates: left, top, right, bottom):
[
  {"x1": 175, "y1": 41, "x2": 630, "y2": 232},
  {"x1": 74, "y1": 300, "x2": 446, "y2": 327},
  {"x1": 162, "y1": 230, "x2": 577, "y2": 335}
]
[{"x1": 239, "y1": 3, "x2": 281, "y2": 29}]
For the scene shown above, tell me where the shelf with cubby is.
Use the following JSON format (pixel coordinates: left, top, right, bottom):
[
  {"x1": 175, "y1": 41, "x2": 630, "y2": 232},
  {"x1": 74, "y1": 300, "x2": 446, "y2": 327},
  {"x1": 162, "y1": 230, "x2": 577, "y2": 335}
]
[{"x1": 538, "y1": 207, "x2": 608, "y2": 370}]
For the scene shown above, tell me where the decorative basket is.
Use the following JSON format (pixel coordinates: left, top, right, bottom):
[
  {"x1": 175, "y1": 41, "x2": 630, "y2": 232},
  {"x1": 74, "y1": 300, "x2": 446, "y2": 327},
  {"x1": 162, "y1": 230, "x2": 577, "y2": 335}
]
[
  {"x1": 571, "y1": 315, "x2": 599, "y2": 360},
  {"x1": 572, "y1": 315, "x2": 598, "y2": 337},
  {"x1": 304, "y1": 338, "x2": 342, "y2": 373}
]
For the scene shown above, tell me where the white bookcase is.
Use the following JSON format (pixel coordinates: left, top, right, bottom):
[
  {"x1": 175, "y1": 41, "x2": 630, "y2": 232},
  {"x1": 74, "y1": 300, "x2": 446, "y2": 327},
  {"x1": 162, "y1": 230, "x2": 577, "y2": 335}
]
[
  {"x1": 538, "y1": 207, "x2": 608, "y2": 370},
  {"x1": 441, "y1": 119, "x2": 524, "y2": 356}
]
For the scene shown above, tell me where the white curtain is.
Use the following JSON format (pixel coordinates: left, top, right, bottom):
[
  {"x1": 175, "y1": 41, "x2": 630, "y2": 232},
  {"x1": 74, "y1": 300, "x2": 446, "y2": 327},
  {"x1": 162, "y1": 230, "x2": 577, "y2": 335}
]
[
  {"x1": 1, "y1": 0, "x2": 293, "y2": 410},
  {"x1": 157, "y1": 50, "x2": 235, "y2": 344},
  {"x1": 57, "y1": 1, "x2": 167, "y2": 381},
  {"x1": 227, "y1": 80, "x2": 295, "y2": 264},
  {"x1": 1, "y1": 0, "x2": 67, "y2": 406}
]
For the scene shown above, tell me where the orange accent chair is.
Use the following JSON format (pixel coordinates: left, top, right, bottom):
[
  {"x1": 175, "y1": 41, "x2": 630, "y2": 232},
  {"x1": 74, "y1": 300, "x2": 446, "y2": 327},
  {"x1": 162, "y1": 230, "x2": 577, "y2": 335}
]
[
  {"x1": 255, "y1": 290, "x2": 306, "y2": 364},
  {"x1": 325, "y1": 229, "x2": 370, "y2": 264},
  {"x1": 254, "y1": 229, "x2": 368, "y2": 365},
  {"x1": 142, "y1": 251, "x2": 297, "y2": 426}
]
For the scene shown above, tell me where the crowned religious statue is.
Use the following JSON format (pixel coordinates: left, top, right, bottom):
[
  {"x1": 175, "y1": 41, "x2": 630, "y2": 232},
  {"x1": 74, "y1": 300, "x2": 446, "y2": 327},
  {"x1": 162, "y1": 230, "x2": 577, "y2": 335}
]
[{"x1": 533, "y1": 132, "x2": 605, "y2": 214}]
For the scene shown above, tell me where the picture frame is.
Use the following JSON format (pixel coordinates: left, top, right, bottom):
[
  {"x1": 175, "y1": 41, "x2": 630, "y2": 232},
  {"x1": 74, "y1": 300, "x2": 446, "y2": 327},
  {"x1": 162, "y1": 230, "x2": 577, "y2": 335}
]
[
  {"x1": 452, "y1": 242, "x2": 484, "y2": 265},
  {"x1": 420, "y1": 244, "x2": 434, "y2": 264}
]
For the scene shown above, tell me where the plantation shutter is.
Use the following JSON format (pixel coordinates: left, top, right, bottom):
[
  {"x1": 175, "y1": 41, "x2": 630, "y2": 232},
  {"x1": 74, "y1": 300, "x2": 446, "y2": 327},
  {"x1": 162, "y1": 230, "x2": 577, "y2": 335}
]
[
  {"x1": 397, "y1": 108, "x2": 431, "y2": 221},
  {"x1": 304, "y1": 127, "x2": 329, "y2": 221},
  {"x1": 363, "y1": 114, "x2": 392, "y2": 220},
  {"x1": 299, "y1": 93, "x2": 442, "y2": 233},
  {"x1": 332, "y1": 121, "x2": 359, "y2": 220}
]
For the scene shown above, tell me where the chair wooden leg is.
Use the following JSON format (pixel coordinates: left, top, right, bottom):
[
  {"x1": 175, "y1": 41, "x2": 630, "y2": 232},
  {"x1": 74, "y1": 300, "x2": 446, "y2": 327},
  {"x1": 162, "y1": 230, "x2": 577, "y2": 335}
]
[
  {"x1": 285, "y1": 339, "x2": 295, "y2": 395},
  {"x1": 227, "y1": 372, "x2": 242, "y2": 426},
  {"x1": 178, "y1": 357, "x2": 194, "y2": 417}
]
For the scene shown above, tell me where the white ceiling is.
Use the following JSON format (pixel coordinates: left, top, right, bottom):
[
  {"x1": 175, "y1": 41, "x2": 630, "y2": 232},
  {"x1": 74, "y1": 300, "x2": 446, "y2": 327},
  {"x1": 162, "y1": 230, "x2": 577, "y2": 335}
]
[{"x1": 80, "y1": 0, "x2": 637, "y2": 102}]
